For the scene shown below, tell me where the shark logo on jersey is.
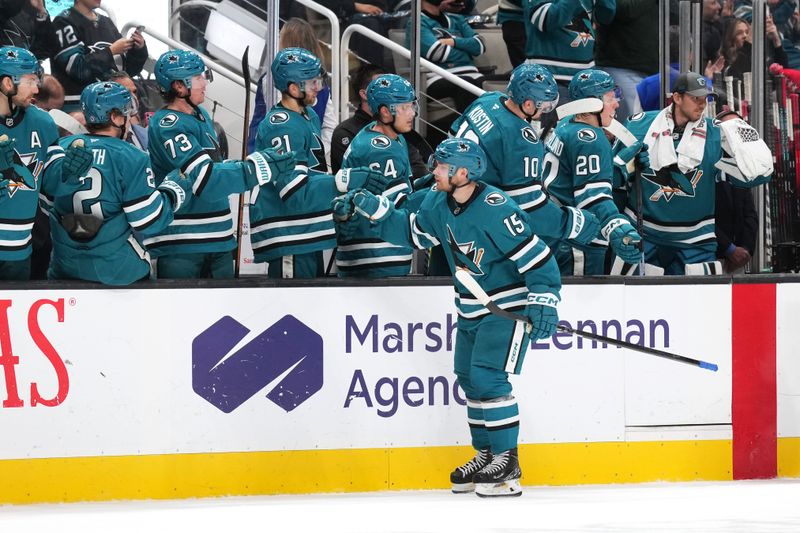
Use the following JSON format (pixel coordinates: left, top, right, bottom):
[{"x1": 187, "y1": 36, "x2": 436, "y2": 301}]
[
  {"x1": 566, "y1": 17, "x2": 594, "y2": 48},
  {"x1": 269, "y1": 111, "x2": 290, "y2": 124},
  {"x1": 577, "y1": 129, "x2": 597, "y2": 142},
  {"x1": 446, "y1": 225, "x2": 485, "y2": 276},
  {"x1": 159, "y1": 113, "x2": 179, "y2": 128},
  {"x1": 371, "y1": 136, "x2": 391, "y2": 149},
  {"x1": 205, "y1": 132, "x2": 223, "y2": 161},
  {"x1": 521, "y1": 127, "x2": 538, "y2": 144},
  {"x1": 5, "y1": 150, "x2": 40, "y2": 198},
  {"x1": 484, "y1": 192, "x2": 507, "y2": 206},
  {"x1": 642, "y1": 167, "x2": 703, "y2": 201}
]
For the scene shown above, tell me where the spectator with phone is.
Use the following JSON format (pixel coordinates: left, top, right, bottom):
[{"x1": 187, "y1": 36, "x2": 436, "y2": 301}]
[{"x1": 52, "y1": 0, "x2": 148, "y2": 111}]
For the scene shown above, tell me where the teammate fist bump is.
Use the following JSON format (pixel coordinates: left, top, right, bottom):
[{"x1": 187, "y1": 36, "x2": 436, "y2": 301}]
[{"x1": 352, "y1": 190, "x2": 393, "y2": 222}]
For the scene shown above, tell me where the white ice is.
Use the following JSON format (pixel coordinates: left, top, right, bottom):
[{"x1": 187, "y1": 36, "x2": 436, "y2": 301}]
[{"x1": 1, "y1": 479, "x2": 799, "y2": 532}]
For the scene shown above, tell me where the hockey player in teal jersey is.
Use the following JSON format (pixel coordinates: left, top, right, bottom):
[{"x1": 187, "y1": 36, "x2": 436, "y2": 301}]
[
  {"x1": 146, "y1": 49, "x2": 294, "y2": 279},
  {"x1": 337, "y1": 74, "x2": 418, "y2": 277},
  {"x1": 335, "y1": 138, "x2": 561, "y2": 497},
  {"x1": 613, "y1": 72, "x2": 772, "y2": 275},
  {"x1": 450, "y1": 63, "x2": 600, "y2": 248},
  {"x1": 42, "y1": 82, "x2": 195, "y2": 285},
  {"x1": 0, "y1": 46, "x2": 93, "y2": 280},
  {"x1": 523, "y1": 0, "x2": 615, "y2": 97},
  {"x1": 250, "y1": 48, "x2": 391, "y2": 278},
  {"x1": 251, "y1": 47, "x2": 333, "y2": 278},
  {"x1": 544, "y1": 69, "x2": 643, "y2": 275}
]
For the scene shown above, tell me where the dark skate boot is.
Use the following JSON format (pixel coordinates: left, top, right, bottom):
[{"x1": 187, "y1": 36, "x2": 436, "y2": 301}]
[
  {"x1": 450, "y1": 448, "x2": 492, "y2": 493},
  {"x1": 473, "y1": 447, "x2": 522, "y2": 497}
]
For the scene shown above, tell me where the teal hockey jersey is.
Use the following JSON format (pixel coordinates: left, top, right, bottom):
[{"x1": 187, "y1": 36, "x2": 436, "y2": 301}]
[
  {"x1": 544, "y1": 119, "x2": 623, "y2": 248},
  {"x1": 0, "y1": 105, "x2": 64, "y2": 261},
  {"x1": 373, "y1": 182, "x2": 561, "y2": 319},
  {"x1": 409, "y1": 12, "x2": 485, "y2": 85},
  {"x1": 523, "y1": 0, "x2": 615, "y2": 81},
  {"x1": 450, "y1": 91, "x2": 569, "y2": 239},
  {"x1": 339, "y1": 123, "x2": 414, "y2": 277},
  {"x1": 619, "y1": 111, "x2": 723, "y2": 251},
  {"x1": 43, "y1": 135, "x2": 177, "y2": 285},
  {"x1": 250, "y1": 103, "x2": 336, "y2": 262},
  {"x1": 145, "y1": 106, "x2": 238, "y2": 256}
]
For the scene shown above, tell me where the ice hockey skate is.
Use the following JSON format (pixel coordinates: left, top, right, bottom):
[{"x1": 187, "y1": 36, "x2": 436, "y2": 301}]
[
  {"x1": 473, "y1": 448, "x2": 522, "y2": 497},
  {"x1": 450, "y1": 448, "x2": 492, "y2": 493}
]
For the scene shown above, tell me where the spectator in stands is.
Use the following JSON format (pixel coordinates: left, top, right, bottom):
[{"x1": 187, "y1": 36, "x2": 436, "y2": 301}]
[
  {"x1": 0, "y1": 0, "x2": 59, "y2": 59},
  {"x1": 52, "y1": 0, "x2": 148, "y2": 111},
  {"x1": 595, "y1": 0, "x2": 659, "y2": 121},
  {"x1": 249, "y1": 18, "x2": 336, "y2": 169},
  {"x1": 497, "y1": 0, "x2": 526, "y2": 68},
  {"x1": 410, "y1": 0, "x2": 487, "y2": 146},
  {"x1": 703, "y1": 0, "x2": 725, "y2": 67},
  {"x1": 331, "y1": 63, "x2": 432, "y2": 176},
  {"x1": 34, "y1": 74, "x2": 64, "y2": 110},
  {"x1": 316, "y1": 0, "x2": 394, "y2": 70},
  {"x1": 522, "y1": 0, "x2": 615, "y2": 103},
  {"x1": 722, "y1": 15, "x2": 788, "y2": 82}
]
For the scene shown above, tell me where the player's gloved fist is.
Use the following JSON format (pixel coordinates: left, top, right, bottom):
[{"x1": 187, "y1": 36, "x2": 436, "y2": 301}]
[
  {"x1": 636, "y1": 144, "x2": 650, "y2": 169},
  {"x1": 613, "y1": 140, "x2": 643, "y2": 167},
  {"x1": 331, "y1": 190, "x2": 358, "y2": 222},
  {"x1": 602, "y1": 216, "x2": 643, "y2": 264},
  {"x1": 352, "y1": 190, "x2": 393, "y2": 222},
  {"x1": 62, "y1": 138, "x2": 94, "y2": 183},
  {"x1": 413, "y1": 172, "x2": 435, "y2": 191},
  {"x1": 0, "y1": 134, "x2": 15, "y2": 171},
  {"x1": 335, "y1": 167, "x2": 390, "y2": 194},
  {"x1": 245, "y1": 149, "x2": 297, "y2": 187},
  {"x1": 526, "y1": 292, "x2": 560, "y2": 340},
  {"x1": 158, "y1": 169, "x2": 192, "y2": 212},
  {"x1": 562, "y1": 206, "x2": 600, "y2": 246}
]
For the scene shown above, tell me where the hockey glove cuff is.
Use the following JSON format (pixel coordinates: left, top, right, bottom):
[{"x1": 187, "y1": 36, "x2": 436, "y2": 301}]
[
  {"x1": 562, "y1": 206, "x2": 600, "y2": 245},
  {"x1": 335, "y1": 167, "x2": 390, "y2": 194},
  {"x1": 158, "y1": 169, "x2": 191, "y2": 212},
  {"x1": 352, "y1": 190, "x2": 393, "y2": 222},
  {"x1": 245, "y1": 149, "x2": 297, "y2": 187}
]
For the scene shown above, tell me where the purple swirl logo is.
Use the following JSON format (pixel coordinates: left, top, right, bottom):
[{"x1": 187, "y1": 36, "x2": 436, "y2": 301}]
[{"x1": 192, "y1": 314, "x2": 323, "y2": 413}]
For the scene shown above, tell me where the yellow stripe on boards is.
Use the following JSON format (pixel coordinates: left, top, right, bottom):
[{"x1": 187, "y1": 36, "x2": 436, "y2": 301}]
[
  {"x1": 0, "y1": 440, "x2": 733, "y2": 505},
  {"x1": 778, "y1": 437, "x2": 800, "y2": 477}
]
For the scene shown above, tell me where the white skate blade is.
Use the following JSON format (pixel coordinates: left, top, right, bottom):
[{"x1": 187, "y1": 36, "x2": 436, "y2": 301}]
[
  {"x1": 451, "y1": 482, "x2": 475, "y2": 494},
  {"x1": 475, "y1": 479, "x2": 522, "y2": 498}
]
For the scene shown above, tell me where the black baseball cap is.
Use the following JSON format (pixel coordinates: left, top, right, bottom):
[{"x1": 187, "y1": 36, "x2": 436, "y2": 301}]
[{"x1": 672, "y1": 71, "x2": 715, "y2": 97}]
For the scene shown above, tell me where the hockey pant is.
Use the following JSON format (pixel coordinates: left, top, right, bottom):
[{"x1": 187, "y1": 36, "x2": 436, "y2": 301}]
[
  {"x1": 454, "y1": 314, "x2": 531, "y2": 454},
  {"x1": 630, "y1": 241, "x2": 720, "y2": 276},
  {"x1": 156, "y1": 251, "x2": 234, "y2": 279},
  {"x1": 267, "y1": 251, "x2": 324, "y2": 279},
  {"x1": 553, "y1": 240, "x2": 607, "y2": 276}
]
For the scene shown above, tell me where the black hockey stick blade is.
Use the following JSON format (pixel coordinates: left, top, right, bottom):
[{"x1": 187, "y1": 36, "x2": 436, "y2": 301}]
[{"x1": 454, "y1": 269, "x2": 718, "y2": 372}]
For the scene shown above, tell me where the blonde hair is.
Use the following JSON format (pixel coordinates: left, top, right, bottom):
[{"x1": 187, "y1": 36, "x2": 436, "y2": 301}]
[{"x1": 279, "y1": 18, "x2": 324, "y2": 59}]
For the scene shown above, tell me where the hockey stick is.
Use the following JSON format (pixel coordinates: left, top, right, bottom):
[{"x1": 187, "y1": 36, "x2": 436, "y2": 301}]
[
  {"x1": 234, "y1": 46, "x2": 251, "y2": 279},
  {"x1": 454, "y1": 269, "x2": 719, "y2": 371}
]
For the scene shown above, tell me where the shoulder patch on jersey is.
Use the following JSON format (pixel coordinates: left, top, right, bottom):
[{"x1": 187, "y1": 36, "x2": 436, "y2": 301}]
[
  {"x1": 577, "y1": 128, "x2": 597, "y2": 142},
  {"x1": 629, "y1": 112, "x2": 645, "y2": 122},
  {"x1": 521, "y1": 127, "x2": 539, "y2": 144},
  {"x1": 484, "y1": 192, "x2": 507, "y2": 206},
  {"x1": 269, "y1": 111, "x2": 290, "y2": 124},
  {"x1": 159, "y1": 113, "x2": 179, "y2": 128},
  {"x1": 371, "y1": 135, "x2": 391, "y2": 149}
]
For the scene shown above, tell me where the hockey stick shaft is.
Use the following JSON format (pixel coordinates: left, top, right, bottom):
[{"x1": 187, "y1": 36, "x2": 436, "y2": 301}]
[
  {"x1": 454, "y1": 269, "x2": 718, "y2": 371},
  {"x1": 234, "y1": 46, "x2": 251, "y2": 279}
]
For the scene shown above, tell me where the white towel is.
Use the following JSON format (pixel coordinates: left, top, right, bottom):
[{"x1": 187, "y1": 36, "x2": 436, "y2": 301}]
[{"x1": 644, "y1": 107, "x2": 707, "y2": 174}]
